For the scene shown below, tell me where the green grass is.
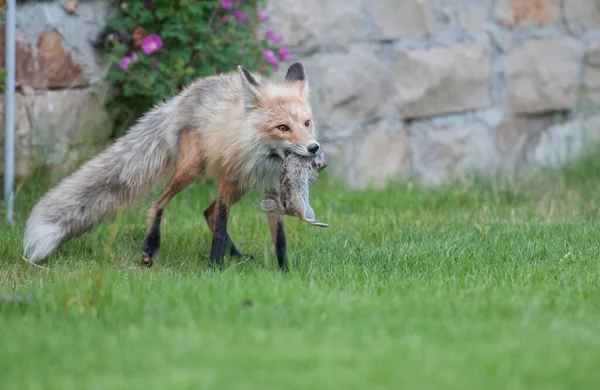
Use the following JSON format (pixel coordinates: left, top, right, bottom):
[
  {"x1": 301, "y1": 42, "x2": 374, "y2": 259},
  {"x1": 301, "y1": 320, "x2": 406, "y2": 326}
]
[{"x1": 2, "y1": 153, "x2": 600, "y2": 390}]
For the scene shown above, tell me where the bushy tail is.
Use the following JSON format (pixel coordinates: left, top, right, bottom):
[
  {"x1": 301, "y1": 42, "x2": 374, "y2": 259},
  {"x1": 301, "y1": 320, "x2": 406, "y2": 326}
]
[{"x1": 23, "y1": 99, "x2": 180, "y2": 262}]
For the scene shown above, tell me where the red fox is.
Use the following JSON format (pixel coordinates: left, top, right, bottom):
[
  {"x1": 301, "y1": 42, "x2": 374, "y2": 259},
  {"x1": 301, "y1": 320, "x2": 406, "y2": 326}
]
[{"x1": 23, "y1": 62, "x2": 319, "y2": 271}]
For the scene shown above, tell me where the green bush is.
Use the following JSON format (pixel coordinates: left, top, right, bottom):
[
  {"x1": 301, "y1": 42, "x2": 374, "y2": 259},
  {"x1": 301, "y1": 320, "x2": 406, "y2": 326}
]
[
  {"x1": 0, "y1": 69, "x2": 6, "y2": 92},
  {"x1": 99, "y1": 0, "x2": 289, "y2": 137}
]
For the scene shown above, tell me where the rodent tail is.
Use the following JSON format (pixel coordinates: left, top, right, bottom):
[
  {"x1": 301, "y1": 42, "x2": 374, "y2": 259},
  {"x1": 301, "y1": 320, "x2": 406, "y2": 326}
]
[{"x1": 23, "y1": 99, "x2": 180, "y2": 263}]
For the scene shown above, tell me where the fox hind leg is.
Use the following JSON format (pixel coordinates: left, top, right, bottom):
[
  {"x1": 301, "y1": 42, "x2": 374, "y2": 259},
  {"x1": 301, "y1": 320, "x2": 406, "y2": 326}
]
[{"x1": 142, "y1": 130, "x2": 203, "y2": 267}]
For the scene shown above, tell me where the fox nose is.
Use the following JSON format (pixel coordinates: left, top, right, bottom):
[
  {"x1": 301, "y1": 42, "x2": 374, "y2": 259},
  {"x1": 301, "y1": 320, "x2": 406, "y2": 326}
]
[{"x1": 307, "y1": 143, "x2": 320, "y2": 154}]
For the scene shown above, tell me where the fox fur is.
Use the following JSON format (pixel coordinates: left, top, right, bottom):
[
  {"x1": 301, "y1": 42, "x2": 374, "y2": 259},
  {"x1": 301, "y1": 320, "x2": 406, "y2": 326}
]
[{"x1": 23, "y1": 62, "x2": 320, "y2": 267}]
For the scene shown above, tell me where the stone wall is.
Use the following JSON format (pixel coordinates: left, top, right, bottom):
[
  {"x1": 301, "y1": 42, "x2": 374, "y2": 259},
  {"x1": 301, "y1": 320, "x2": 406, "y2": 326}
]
[
  {"x1": 267, "y1": 0, "x2": 600, "y2": 187},
  {"x1": 3, "y1": 0, "x2": 600, "y2": 188},
  {"x1": 0, "y1": 0, "x2": 113, "y2": 177}
]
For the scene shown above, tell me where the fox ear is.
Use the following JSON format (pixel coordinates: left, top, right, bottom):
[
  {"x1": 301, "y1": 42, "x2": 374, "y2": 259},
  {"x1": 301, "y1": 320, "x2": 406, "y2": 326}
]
[
  {"x1": 238, "y1": 65, "x2": 261, "y2": 109},
  {"x1": 285, "y1": 62, "x2": 306, "y2": 82},
  {"x1": 284, "y1": 62, "x2": 309, "y2": 99}
]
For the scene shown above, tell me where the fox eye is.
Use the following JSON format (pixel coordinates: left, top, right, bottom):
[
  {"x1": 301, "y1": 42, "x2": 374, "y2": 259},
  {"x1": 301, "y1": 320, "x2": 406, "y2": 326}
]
[
  {"x1": 304, "y1": 119, "x2": 311, "y2": 127},
  {"x1": 278, "y1": 124, "x2": 290, "y2": 132}
]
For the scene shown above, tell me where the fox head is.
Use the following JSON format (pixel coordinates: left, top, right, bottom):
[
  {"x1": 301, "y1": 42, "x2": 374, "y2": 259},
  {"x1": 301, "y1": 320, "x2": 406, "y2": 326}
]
[{"x1": 238, "y1": 62, "x2": 319, "y2": 158}]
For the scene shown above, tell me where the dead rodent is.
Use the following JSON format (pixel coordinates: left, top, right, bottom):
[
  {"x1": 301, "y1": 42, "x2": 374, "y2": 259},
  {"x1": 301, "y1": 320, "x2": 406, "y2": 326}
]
[{"x1": 261, "y1": 150, "x2": 329, "y2": 228}]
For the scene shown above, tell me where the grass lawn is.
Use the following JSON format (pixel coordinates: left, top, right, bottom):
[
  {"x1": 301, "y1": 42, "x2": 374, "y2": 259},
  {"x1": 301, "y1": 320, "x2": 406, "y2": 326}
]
[{"x1": 1, "y1": 153, "x2": 600, "y2": 390}]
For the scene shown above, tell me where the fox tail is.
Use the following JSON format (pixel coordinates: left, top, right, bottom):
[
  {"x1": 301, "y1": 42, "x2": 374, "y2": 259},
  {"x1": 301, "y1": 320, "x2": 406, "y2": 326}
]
[{"x1": 23, "y1": 99, "x2": 180, "y2": 262}]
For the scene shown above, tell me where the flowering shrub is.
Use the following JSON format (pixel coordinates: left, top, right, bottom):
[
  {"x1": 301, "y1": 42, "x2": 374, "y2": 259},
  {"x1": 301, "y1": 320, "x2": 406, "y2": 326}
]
[
  {"x1": 0, "y1": 69, "x2": 5, "y2": 92},
  {"x1": 99, "y1": 0, "x2": 289, "y2": 137}
]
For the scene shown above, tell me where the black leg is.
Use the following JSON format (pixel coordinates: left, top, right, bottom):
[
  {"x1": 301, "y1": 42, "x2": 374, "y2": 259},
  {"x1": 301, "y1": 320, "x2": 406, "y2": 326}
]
[
  {"x1": 275, "y1": 219, "x2": 288, "y2": 272},
  {"x1": 208, "y1": 199, "x2": 229, "y2": 269},
  {"x1": 268, "y1": 211, "x2": 288, "y2": 272},
  {"x1": 142, "y1": 209, "x2": 163, "y2": 267},
  {"x1": 204, "y1": 199, "x2": 252, "y2": 260}
]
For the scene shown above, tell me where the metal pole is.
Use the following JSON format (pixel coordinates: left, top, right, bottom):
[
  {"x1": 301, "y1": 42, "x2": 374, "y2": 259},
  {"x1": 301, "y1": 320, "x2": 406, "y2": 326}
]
[{"x1": 4, "y1": 0, "x2": 16, "y2": 225}]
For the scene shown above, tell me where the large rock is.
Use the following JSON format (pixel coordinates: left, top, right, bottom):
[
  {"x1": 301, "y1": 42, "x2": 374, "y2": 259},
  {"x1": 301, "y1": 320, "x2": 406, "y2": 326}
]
[
  {"x1": 409, "y1": 119, "x2": 499, "y2": 185},
  {"x1": 0, "y1": 93, "x2": 32, "y2": 177},
  {"x1": 15, "y1": 29, "x2": 87, "y2": 89},
  {"x1": 324, "y1": 0, "x2": 366, "y2": 45},
  {"x1": 437, "y1": 0, "x2": 492, "y2": 31},
  {"x1": 506, "y1": 37, "x2": 580, "y2": 114},
  {"x1": 0, "y1": 87, "x2": 112, "y2": 177},
  {"x1": 394, "y1": 43, "x2": 492, "y2": 119},
  {"x1": 266, "y1": 0, "x2": 369, "y2": 49},
  {"x1": 582, "y1": 38, "x2": 600, "y2": 105},
  {"x1": 494, "y1": 113, "x2": 566, "y2": 173},
  {"x1": 497, "y1": 0, "x2": 559, "y2": 27},
  {"x1": 266, "y1": 0, "x2": 322, "y2": 52},
  {"x1": 329, "y1": 121, "x2": 412, "y2": 189},
  {"x1": 564, "y1": 0, "x2": 600, "y2": 34},
  {"x1": 316, "y1": 50, "x2": 391, "y2": 129},
  {"x1": 529, "y1": 115, "x2": 600, "y2": 167},
  {"x1": 0, "y1": 0, "x2": 113, "y2": 89},
  {"x1": 494, "y1": 117, "x2": 530, "y2": 173},
  {"x1": 370, "y1": 0, "x2": 434, "y2": 40}
]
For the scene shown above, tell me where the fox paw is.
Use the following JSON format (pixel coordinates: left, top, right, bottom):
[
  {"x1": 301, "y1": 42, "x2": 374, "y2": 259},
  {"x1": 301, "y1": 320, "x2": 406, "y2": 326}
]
[
  {"x1": 230, "y1": 247, "x2": 254, "y2": 260},
  {"x1": 141, "y1": 252, "x2": 155, "y2": 267}
]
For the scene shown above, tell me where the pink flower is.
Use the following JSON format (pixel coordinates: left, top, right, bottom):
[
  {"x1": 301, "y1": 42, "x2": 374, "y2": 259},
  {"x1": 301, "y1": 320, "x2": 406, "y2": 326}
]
[
  {"x1": 119, "y1": 57, "x2": 132, "y2": 71},
  {"x1": 258, "y1": 10, "x2": 269, "y2": 22},
  {"x1": 119, "y1": 52, "x2": 138, "y2": 71},
  {"x1": 265, "y1": 28, "x2": 282, "y2": 42},
  {"x1": 263, "y1": 49, "x2": 279, "y2": 69},
  {"x1": 221, "y1": 15, "x2": 230, "y2": 23},
  {"x1": 220, "y1": 0, "x2": 232, "y2": 9},
  {"x1": 278, "y1": 46, "x2": 291, "y2": 61},
  {"x1": 142, "y1": 34, "x2": 163, "y2": 55},
  {"x1": 234, "y1": 10, "x2": 247, "y2": 24}
]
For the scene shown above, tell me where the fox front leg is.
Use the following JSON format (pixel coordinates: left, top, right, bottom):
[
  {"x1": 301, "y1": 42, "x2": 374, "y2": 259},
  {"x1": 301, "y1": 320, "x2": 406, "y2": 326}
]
[
  {"x1": 142, "y1": 130, "x2": 203, "y2": 267},
  {"x1": 204, "y1": 198, "x2": 251, "y2": 260},
  {"x1": 208, "y1": 180, "x2": 244, "y2": 269}
]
